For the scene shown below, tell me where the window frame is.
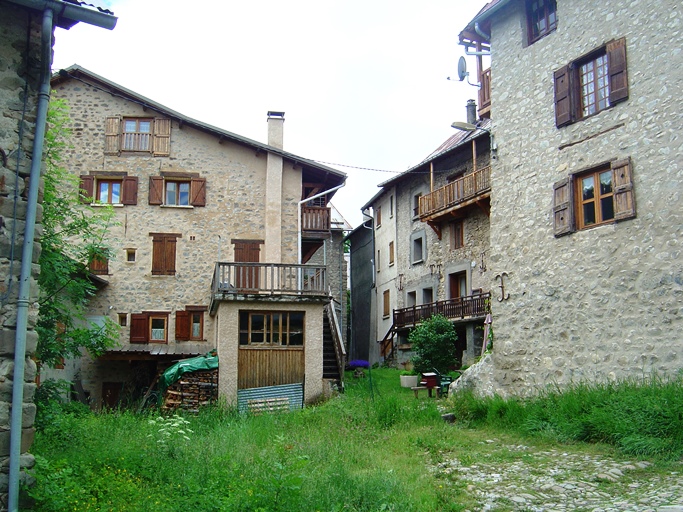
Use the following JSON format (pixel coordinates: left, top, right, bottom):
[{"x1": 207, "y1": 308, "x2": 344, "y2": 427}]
[
  {"x1": 388, "y1": 241, "x2": 395, "y2": 266},
  {"x1": 105, "y1": 116, "x2": 171, "y2": 157},
  {"x1": 375, "y1": 206, "x2": 382, "y2": 228},
  {"x1": 553, "y1": 157, "x2": 635, "y2": 237},
  {"x1": 554, "y1": 38, "x2": 628, "y2": 128},
  {"x1": 121, "y1": 117, "x2": 153, "y2": 152},
  {"x1": 383, "y1": 290, "x2": 390, "y2": 318},
  {"x1": 79, "y1": 174, "x2": 138, "y2": 205},
  {"x1": 130, "y1": 312, "x2": 169, "y2": 344},
  {"x1": 175, "y1": 306, "x2": 207, "y2": 341},
  {"x1": 451, "y1": 220, "x2": 464, "y2": 250},
  {"x1": 526, "y1": 0, "x2": 557, "y2": 45},
  {"x1": 149, "y1": 175, "x2": 206, "y2": 207},
  {"x1": 574, "y1": 165, "x2": 615, "y2": 230},
  {"x1": 238, "y1": 311, "x2": 305, "y2": 347},
  {"x1": 411, "y1": 233, "x2": 425, "y2": 265}
]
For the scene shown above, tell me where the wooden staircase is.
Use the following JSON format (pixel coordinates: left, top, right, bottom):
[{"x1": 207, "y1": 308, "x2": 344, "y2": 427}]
[{"x1": 323, "y1": 302, "x2": 346, "y2": 386}]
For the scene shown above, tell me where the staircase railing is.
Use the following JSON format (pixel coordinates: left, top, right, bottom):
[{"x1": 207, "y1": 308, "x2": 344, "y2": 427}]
[
  {"x1": 379, "y1": 324, "x2": 396, "y2": 360},
  {"x1": 325, "y1": 301, "x2": 346, "y2": 385}
]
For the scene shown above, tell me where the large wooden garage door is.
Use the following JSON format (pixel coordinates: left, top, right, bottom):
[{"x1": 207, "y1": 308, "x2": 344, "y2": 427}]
[{"x1": 238, "y1": 347, "x2": 304, "y2": 389}]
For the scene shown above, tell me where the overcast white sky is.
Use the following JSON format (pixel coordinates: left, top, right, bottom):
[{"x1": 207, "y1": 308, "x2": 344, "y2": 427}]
[{"x1": 52, "y1": 0, "x2": 489, "y2": 227}]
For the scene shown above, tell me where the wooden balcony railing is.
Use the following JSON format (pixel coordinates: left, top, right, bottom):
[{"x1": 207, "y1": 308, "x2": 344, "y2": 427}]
[
  {"x1": 302, "y1": 206, "x2": 331, "y2": 232},
  {"x1": 393, "y1": 292, "x2": 490, "y2": 329},
  {"x1": 479, "y1": 67, "x2": 491, "y2": 115},
  {"x1": 212, "y1": 262, "x2": 327, "y2": 296},
  {"x1": 418, "y1": 166, "x2": 491, "y2": 219}
]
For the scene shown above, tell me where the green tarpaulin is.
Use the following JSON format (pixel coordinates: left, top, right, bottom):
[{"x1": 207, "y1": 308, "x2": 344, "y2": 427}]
[{"x1": 159, "y1": 351, "x2": 218, "y2": 394}]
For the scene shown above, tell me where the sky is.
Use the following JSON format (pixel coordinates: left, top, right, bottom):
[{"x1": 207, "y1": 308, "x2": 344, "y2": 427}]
[{"x1": 52, "y1": 0, "x2": 489, "y2": 228}]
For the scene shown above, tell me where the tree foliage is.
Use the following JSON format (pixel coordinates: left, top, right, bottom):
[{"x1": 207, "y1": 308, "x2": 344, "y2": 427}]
[
  {"x1": 36, "y1": 96, "x2": 119, "y2": 367},
  {"x1": 409, "y1": 314, "x2": 458, "y2": 374}
]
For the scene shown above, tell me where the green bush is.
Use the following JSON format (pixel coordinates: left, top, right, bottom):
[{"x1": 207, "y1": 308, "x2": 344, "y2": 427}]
[{"x1": 409, "y1": 314, "x2": 458, "y2": 374}]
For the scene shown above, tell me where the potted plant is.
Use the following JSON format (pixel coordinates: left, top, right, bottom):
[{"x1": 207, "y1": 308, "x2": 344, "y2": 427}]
[{"x1": 399, "y1": 370, "x2": 419, "y2": 388}]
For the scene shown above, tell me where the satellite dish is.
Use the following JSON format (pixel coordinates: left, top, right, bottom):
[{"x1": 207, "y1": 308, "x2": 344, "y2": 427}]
[{"x1": 457, "y1": 56, "x2": 468, "y2": 81}]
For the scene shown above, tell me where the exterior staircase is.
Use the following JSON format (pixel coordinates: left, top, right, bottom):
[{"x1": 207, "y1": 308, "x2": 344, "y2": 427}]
[{"x1": 323, "y1": 303, "x2": 346, "y2": 385}]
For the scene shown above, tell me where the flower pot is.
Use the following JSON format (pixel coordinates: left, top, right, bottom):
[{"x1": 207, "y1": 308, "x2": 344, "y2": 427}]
[{"x1": 400, "y1": 375, "x2": 419, "y2": 388}]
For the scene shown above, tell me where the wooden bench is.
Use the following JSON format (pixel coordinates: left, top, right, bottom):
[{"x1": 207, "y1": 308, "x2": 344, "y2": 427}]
[{"x1": 411, "y1": 385, "x2": 439, "y2": 398}]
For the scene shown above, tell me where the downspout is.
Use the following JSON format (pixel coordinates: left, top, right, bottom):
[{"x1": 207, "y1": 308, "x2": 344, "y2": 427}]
[
  {"x1": 8, "y1": 9, "x2": 54, "y2": 511},
  {"x1": 7, "y1": 4, "x2": 116, "y2": 511}
]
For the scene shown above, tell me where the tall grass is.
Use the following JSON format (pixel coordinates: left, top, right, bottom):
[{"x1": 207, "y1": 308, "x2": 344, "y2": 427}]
[
  {"x1": 25, "y1": 369, "x2": 458, "y2": 512},
  {"x1": 448, "y1": 373, "x2": 683, "y2": 459}
]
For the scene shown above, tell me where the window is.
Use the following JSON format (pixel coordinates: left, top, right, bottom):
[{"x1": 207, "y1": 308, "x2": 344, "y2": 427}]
[
  {"x1": 406, "y1": 291, "x2": 417, "y2": 307},
  {"x1": 118, "y1": 313, "x2": 127, "y2": 327},
  {"x1": 389, "y1": 195, "x2": 394, "y2": 218},
  {"x1": 79, "y1": 174, "x2": 138, "y2": 205},
  {"x1": 389, "y1": 241, "x2": 395, "y2": 266},
  {"x1": 375, "y1": 206, "x2": 382, "y2": 228},
  {"x1": 527, "y1": 0, "x2": 557, "y2": 44},
  {"x1": 176, "y1": 306, "x2": 207, "y2": 341},
  {"x1": 130, "y1": 312, "x2": 169, "y2": 343},
  {"x1": 239, "y1": 311, "x2": 305, "y2": 346},
  {"x1": 383, "y1": 290, "x2": 390, "y2": 318},
  {"x1": 413, "y1": 193, "x2": 422, "y2": 218},
  {"x1": 411, "y1": 235, "x2": 424, "y2": 264},
  {"x1": 104, "y1": 116, "x2": 171, "y2": 156},
  {"x1": 449, "y1": 272, "x2": 467, "y2": 299},
  {"x1": 422, "y1": 287, "x2": 433, "y2": 305},
  {"x1": 451, "y1": 220, "x2": 464, "y2": 250},
  {"x1": 553, "y1": 158, "x2": 635, "y2": 236},
  {"x1": 149, "y1": 175, "x2": 206, "y2": 207},
  {"x1": 126, "y1": 249, "x2": 136, "y2": 262},
  {"x1": 554, "y1": 38, "x2": 628, "y2": 127},
  {"x1": 150, "y1": 233, "x2": 181, "y2": 275},
  {"x1": 377, "y1": 250, "x2": 381, "y2": 272},
  {"x1": 89, "y1": 254, "x2": 109, "y2": 275}
]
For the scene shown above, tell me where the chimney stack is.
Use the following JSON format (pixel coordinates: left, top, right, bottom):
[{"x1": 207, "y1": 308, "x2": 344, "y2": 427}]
[
  {"x1": 267, "y1": 111, "x2": 285, "y2": 149},
  {"x1": 466, "y1": 99, "x2": 477, "y2": 126}
]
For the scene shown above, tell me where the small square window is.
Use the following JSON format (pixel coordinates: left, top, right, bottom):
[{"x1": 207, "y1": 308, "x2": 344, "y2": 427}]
[
  {"x1": 118, "y1": 313, "x2": 127, "y2": 327},
  {"x1": 126, "y1": 249, "x2": 136, "y2": 262}
]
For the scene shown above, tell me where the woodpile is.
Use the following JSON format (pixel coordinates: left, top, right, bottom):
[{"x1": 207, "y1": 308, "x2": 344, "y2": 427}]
[{"x1": 161, "y1": 369, "x2": 218, "y2": 413}]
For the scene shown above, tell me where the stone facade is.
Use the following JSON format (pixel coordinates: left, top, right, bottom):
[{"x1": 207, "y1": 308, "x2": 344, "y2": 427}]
[
  {"x1": 0, "y1": 4, "x2": 44, "y2": 507},
  {"x1": 359, "y1": 122, "x2": 492, "y2": 367},
  {"x1": 49, "y1": 67, "x2": 346, "y2": 407},
  {"x1": 459, "y1": 0, "x2": 683, "y2": 396}
]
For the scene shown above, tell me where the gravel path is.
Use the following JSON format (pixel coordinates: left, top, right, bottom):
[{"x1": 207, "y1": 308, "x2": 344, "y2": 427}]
[{"x1": 431, "y1": 440, "x2": 683, "y2": 511}]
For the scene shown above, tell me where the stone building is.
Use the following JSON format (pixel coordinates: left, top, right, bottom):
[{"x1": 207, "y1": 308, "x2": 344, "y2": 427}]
[
  {"x1": 454, "y1": 0, "x2": 683, "y2": 396},
  {"x1": 354, "y1": 104, "x2": 492, "y2": 368},
  {"x1": 1, "y1": 2, "x2": 116, "y2": 509},
  {"x1": 49, "y1": 65, "x2": 347, "y2": 409}
]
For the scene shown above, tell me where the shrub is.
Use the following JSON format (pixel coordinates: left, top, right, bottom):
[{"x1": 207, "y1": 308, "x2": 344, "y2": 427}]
[{"x1": 409, "y1": 314, "x2": 458, "y2": 374}]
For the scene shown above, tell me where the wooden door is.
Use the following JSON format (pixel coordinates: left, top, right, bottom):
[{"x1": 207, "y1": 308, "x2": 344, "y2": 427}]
[
  {"x1": 449, "y1": 272, "x2": 467, "y2": 299},
  {"x1": 233, "y1": 240, "x2": 261, "y2": 291}
]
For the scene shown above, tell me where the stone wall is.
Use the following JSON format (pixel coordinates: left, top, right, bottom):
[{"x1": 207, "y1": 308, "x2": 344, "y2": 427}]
[
  {"x1": 481, "y1": 0, "x2": 683, "y2": 396},
  {"x1": 0, "y1": 4, "x2": 43, "y2": 507}
]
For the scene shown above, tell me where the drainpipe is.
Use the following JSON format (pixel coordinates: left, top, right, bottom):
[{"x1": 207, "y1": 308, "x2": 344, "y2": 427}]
[{"x1": 7, "y1": 3, "x2": 116, "y2": 511}]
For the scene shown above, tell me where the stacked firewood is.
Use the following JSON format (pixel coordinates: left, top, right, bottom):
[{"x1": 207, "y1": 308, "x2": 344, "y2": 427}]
[{"x1": 162, "y1": 369, "x2": 218, "y2": 413}]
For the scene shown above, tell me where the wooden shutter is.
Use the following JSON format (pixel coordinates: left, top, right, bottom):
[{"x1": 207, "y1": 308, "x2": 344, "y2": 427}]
[
  {"x1": 165, "y1": 236, "x2": 177, "y2": 274},
  {"x1": 612, "y1": 157, "x2": 636, "y2": 221},
  {"x1": 151, "y1": 236, "x2": 166, "y2": 275},
  {"x1": 552, "y1": 177, "x2": 574, "y2": 237},
  {"x1": 89, "y1": 255, "x2": 108, "y2": 275},
  {"x1": 153, "y1": 118, "x2": 171, "y2": 156},
  {"x1": 148, "y1": 176, "x2": 164, "y2": 205},
  {"x1": 104, "y1": 116, "x2": 121, "y2": 155},
  {"x1": 121, "y1": 176, "x2": 138, "y2": 205},
  {"x1": 79, "y1": 175, "x2": 94, "y2": 203},
  {"x1": 175, "y1": 310, "x2": 190, "y2": 341},
  {"x1": 554, "y1": 65, "x2": 572, "y2": 127},
  {"x1": 190, "y1": 177, "x2": 206, "y2": 207},
  {"x1": 607, "y1": 37, "x2": 628, "y2": 104},
  {"x1": 130, "y1": 313, "x2": 148, "y2": 343}
]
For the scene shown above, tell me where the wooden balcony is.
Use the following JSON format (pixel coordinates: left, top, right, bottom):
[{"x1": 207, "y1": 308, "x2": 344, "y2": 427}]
[
  {"x1": 301, "y1": 206, "x2": 331, "y2": 237},
  {"x1": 479, "y1": 68, "x2": 491, "y2": 118},
  {"x1": 211, "y1": 262, "x2": 328, "y2": 311},
  {"x1": 418, "y1": 166, "x2": 491, "y2": 221},
  {"x1": 393, "y1": 292, "x2": 490, "y2": 330}
]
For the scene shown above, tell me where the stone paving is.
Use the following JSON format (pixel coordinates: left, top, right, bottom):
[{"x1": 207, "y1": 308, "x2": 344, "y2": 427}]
[{"x1": 431, "y1": 441, "x2": 683, "y2": 511}]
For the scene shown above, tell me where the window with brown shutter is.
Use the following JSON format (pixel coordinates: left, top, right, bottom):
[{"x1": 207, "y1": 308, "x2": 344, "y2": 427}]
[
  {"x1": 104, "y1": 116, "x2": 171, "y2": 156},
  {"x1": 175, "y1": 310, "x2": 190, "y2": 341},
  {"x1": 130, "y1": 312, "x2": 170, "y2": 343},
  {"x1": 130, "y1": 313, "x2": 148, "y2": 343},
  {"x1": 149, "y1": 175, "x2": 206, "y2": 207},
  {"x1": 451, "y1": 220, "x2": 464, "y2": 249},
  {"x1": 553, "y1": 38, "x2": 628, "y2": 128},
  {"x1": 89, "y1": 254, "x2": 109, "y2": 275},
  {"x1": 79, "y1": 174, "x2": 138, "y2": 205},
  {"x1": 383, "y1": 290, "x2": 391, "y2": 318},
  {"x1": 150, "y1": 233, "x2": 181, "y2": 275},
  {"x1": 176, "y1": 306, "x2": 207, "y2": 341},
  {"x1": 553, "y1": 157, "x2": 635, "y2": 236}
]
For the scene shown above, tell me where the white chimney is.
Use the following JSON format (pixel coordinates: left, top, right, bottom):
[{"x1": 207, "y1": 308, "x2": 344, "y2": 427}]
[{"x1": 267, "y1": 111, "x2": 285, "y2": 149}]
